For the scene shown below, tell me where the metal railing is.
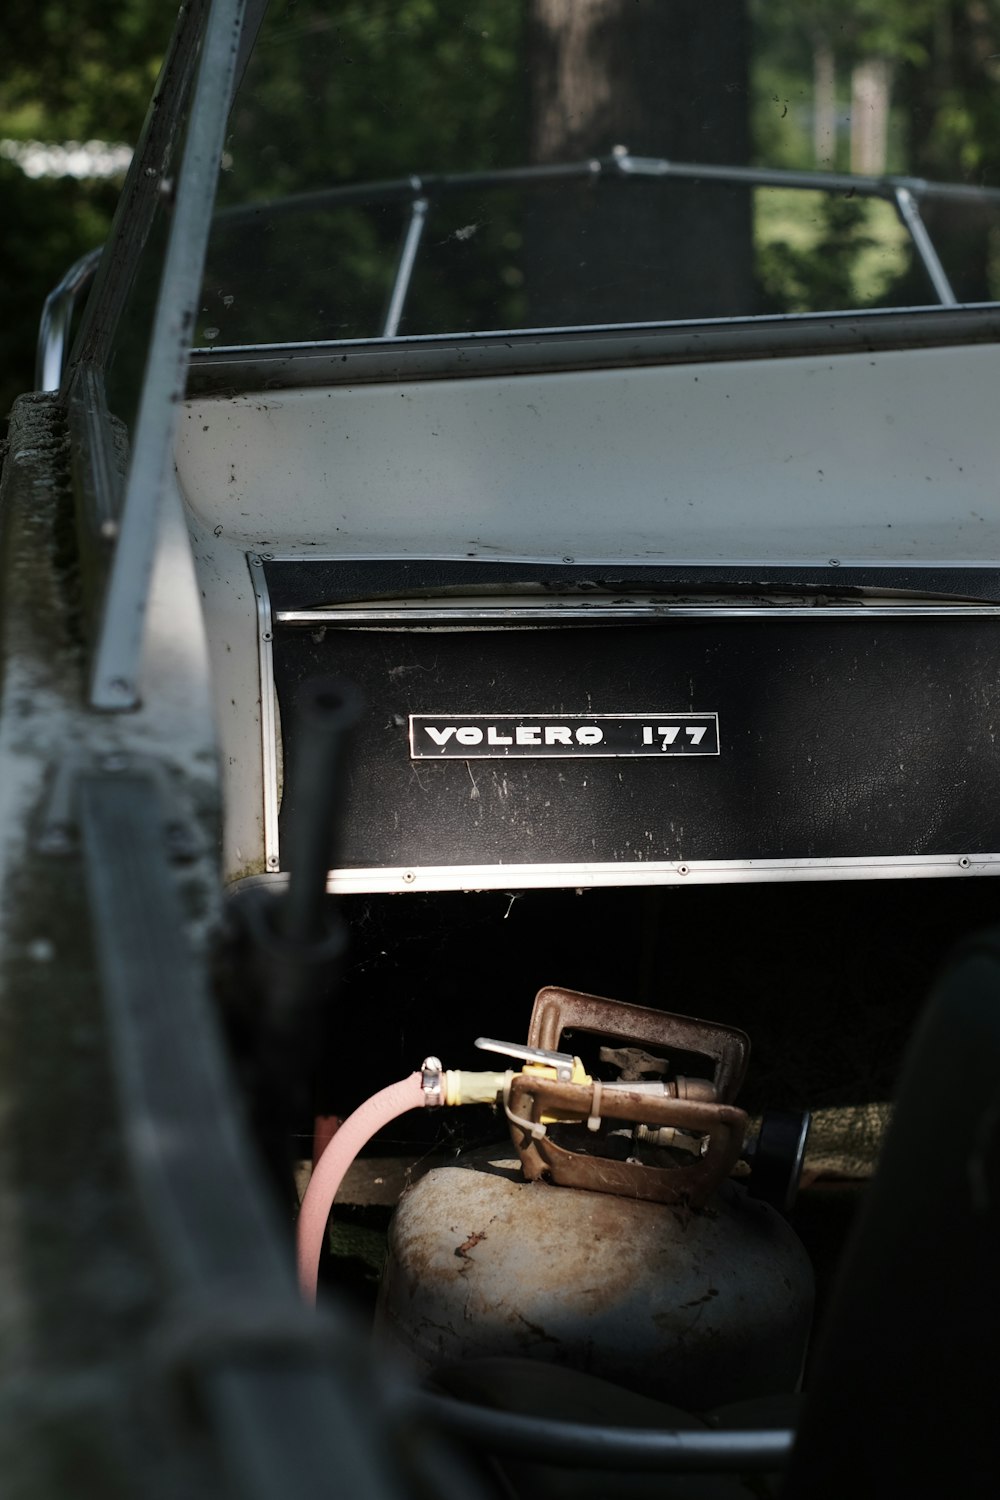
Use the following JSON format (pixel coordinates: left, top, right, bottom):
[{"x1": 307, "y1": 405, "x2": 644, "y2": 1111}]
[
  {"x1": 211, "y1": 148, "x2": 1000, "y2": 338},
  {"x1": 46, "y1": 152, "x2": 1000, "y2": 386}
]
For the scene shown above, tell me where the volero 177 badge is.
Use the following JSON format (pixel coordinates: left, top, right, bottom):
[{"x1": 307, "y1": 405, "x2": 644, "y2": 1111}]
[{"x1": 409, "y1": 713, "x2": 719, "y2": 759}]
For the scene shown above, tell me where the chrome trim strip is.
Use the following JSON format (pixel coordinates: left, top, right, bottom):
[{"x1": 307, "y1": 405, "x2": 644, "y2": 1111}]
[
  {"x1": 276, "y1": 602, "x2": 1000, "y2": 625},
  {"x1": 231, "y1": 853, "x2": 997, "y2": 896},
  {"x1": 187, "y1": 305, "x2": 1000, "y2": 396},
  {"x1": 258, "y1": 551, "x2": 1000, "y2": 575},
  {"x1": 248, "y1": 554, "x2": 281, "y2": 873}
]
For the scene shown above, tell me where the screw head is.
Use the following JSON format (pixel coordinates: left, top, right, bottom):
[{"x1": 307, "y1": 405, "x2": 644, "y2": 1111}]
[{"x1": 39, "y1": 823, "x2": 74, "y2": 856}]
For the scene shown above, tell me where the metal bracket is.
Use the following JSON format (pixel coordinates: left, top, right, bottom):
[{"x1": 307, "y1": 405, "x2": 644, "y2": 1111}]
[{"x1": 37, "y1": 752, "x2": 203, "y2": 863}]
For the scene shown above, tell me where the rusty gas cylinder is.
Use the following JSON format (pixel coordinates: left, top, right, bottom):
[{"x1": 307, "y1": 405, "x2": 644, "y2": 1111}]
[{"x1": 376, "y1": 1145, "x2": 813, "y2": 1410}]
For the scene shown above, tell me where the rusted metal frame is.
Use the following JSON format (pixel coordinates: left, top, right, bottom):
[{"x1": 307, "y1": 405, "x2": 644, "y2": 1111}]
[
  {"x1": 508, "y1": 1073, "x2": 747, "y2": 1206},
  {"x1": 528, "y1": 986, "x2": 750, "y2": 1100}
]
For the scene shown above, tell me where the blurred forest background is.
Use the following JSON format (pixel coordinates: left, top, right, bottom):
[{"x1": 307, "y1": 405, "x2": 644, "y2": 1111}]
[{"x1": 5, "y1": 0, "x2": 1000, "y2": 417}]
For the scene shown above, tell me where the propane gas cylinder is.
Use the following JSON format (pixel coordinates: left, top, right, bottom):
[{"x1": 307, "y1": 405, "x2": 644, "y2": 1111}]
[{"x1": 376, "y1": 1145, "x2": 813, "y2": 1411}]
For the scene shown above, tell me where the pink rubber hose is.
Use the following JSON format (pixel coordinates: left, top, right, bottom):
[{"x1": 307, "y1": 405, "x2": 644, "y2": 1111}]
[{"x1": 297, "y1": 1071, "x2": 426, "y2": 1302}]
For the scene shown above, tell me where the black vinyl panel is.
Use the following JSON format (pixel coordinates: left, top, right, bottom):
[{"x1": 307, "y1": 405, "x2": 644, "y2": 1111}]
[
  {"x1": 273, "y1": 617, "x2": 1000, "y2": 872},
  {"x1": 264, "y1": 558, "x2": 1000, "y2": 612}
]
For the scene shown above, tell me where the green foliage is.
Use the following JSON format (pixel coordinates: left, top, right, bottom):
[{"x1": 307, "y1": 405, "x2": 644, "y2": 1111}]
[
  {"x1": 0, "y1": 1, "x2": 175, "y2": 418},
  {"x1": 756, "y1": 191, "x2": 911, "y2": 312},
  {"x1": 747, "y1": 0, "x2": 1000, "y2": 311},
  {"x1": 220, "y1": 0, "x2": 525, "y2": 202},
  {"x1": 0, "y1": 163, "x2": 119, "y2": 419},
  {"x1": 750, "y1": 0, "x2": 1000, "y2": 181},
  {"x1": 749, "y1": 0, "x2": 940, "y2": 75},
  {"x1": 202, "y1": 0, "x2": 528, "y2": 343},
  {"x1": 5, "y1": 0, "x2": 1000, "y2": 411},
  {"x1": 0, "y1": 0, "x2": 170, "y2": 140}
]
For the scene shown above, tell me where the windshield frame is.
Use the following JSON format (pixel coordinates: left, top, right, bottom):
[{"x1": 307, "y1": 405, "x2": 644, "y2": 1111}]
[{"x1": 190, "y1": 149, "x2": 1000, "y2": 395}]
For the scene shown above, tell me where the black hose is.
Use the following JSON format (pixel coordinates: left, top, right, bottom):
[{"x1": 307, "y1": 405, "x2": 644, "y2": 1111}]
[
  {"x1": 228, "y1": 677, "x2": 362, "y2": 1208},
  {"x1": 280, "y1": 677, "x2": 363, "y2": 949},
  {"x1": 408, "y1": 1392, "x2": 793, "y2": 1473}
]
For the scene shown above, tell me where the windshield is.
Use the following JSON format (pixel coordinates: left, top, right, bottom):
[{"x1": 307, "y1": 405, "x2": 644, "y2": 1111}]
[{"x1": 198, "y1": 1, "x2": 1000, "y2": 349}]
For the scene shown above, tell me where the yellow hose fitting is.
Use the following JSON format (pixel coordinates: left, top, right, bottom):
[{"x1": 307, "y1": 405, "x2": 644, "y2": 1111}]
[{"x1": 443, "y1": 1069, "x2": 510, "y2": 1107}]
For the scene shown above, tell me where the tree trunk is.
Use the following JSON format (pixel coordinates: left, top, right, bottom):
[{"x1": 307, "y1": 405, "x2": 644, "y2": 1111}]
[
  {"x1": 525, "y1": 0, "x2": 754, "y2": 326},
  {"x1": 850, "y1": 57, "x2": 892, "y2": 176},
  {"x1": 895, "y1": 2, "x2": 992, "y2": 302},
  {"x1": 813, "y1": 39, "x2": 837, "y2": 169}
]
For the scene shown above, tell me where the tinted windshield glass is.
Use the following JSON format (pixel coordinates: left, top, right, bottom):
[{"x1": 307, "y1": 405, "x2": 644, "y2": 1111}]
[{"x1": 199, "y1": 0, "x2": 1000, "y2": 347}]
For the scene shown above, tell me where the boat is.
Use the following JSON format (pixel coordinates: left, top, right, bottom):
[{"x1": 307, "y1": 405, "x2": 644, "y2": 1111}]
[{"x1": 2, "y1": 1, "x2": 999, "y2": 1494}]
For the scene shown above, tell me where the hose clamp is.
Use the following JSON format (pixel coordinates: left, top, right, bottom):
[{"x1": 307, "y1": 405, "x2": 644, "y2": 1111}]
[{"x1": 421, "y1": 1056, "x2": 443, "y2": 1107}]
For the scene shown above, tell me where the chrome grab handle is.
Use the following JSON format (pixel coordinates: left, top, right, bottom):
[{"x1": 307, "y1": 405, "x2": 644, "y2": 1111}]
[{"x1": 35, "y1": 244, "x2": 103, "y2": 392}]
